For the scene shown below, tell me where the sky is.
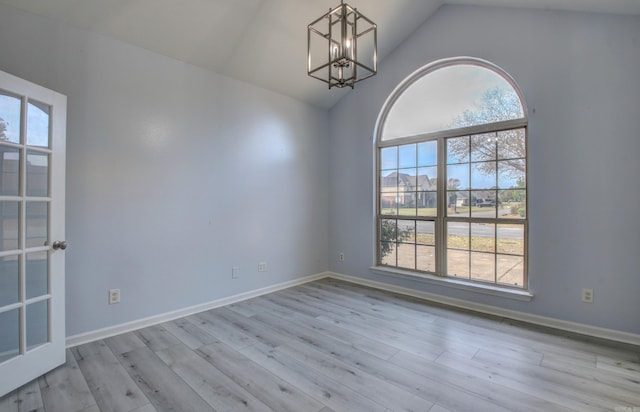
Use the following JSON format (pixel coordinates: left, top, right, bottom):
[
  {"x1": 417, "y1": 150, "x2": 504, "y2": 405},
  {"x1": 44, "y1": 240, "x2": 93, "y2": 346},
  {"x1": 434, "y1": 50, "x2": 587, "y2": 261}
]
[{"x1": 382, "y1": 64, "x2": 522, "y2": 141}]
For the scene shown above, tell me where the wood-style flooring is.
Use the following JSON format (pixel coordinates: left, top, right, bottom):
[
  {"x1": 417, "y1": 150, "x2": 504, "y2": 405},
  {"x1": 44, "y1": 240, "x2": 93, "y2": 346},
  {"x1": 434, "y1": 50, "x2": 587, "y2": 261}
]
[{"x1": 1, "y1": 278, "x2": 639, "y2": 412}]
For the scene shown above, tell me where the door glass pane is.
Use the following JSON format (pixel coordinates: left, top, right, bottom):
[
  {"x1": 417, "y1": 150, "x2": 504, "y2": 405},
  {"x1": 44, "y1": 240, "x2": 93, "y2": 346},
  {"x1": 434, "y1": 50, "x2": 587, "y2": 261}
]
[
  {"x1": 27, "y1": 100, "x2": 50, "y2": 148},
  {"x1": 26, "y1": 300, "x2": 49, "y2": 350},
  {"x1": 26, "y1": 251, "x2": 48, "y2": 299},
  {"x1": 26, "y1": 201, "x2": 48, "y2": 248},
  {"x1": 1, "y1": 201, "x2": 19, "y2": 251},
  {"x1": 0, "y1": 308, "x2": 20, "y2": 363},
  {"x1": 26, "y1": 151, "x2": 49, "y2": 197},
  {"x1": 0, "y1": 91, "x2": 21, "y2": 144},
  {"x1": 0, "y1": 255, "x2": 20, "y2": 307},
  {"x1": 1, "y1": 146, "x2": 20, "y2": 195}
]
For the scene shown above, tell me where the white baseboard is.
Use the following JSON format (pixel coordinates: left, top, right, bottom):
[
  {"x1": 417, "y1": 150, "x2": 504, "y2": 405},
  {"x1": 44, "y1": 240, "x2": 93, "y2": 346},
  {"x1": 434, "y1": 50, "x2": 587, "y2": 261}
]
[
  {"x1": 66, "y1": 272, "x2": 329, "y2": 348},
  {"x1": 67, "y1": 270, "x2": 639, "y2": 348},
  {"x1": 327, "y1": 272, "x2": 640, "y2": 346}
]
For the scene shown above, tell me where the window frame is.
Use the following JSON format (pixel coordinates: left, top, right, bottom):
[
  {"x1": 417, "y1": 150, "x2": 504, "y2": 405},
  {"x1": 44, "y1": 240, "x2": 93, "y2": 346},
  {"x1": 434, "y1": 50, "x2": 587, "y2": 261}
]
[{"x1": 373, "y1": 57, "x2": 530, "y2": 296}]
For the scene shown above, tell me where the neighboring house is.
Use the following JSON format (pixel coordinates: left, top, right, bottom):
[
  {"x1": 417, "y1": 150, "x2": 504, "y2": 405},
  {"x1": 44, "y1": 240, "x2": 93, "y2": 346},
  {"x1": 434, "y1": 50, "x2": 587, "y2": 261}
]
[{"x1": 381, "y1": 171, "x2": 435, "y2": 209}]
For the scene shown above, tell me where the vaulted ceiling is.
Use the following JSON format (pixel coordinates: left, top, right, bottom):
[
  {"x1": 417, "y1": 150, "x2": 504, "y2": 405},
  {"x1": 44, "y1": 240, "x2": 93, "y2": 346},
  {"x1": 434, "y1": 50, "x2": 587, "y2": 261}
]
[{"x1": 1, "y1": 0, "x2": 638, "y2": 109}]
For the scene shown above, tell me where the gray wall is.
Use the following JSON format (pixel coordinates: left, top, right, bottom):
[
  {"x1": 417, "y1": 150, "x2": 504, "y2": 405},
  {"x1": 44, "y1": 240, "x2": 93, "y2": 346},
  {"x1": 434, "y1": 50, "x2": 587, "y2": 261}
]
[
  {"x1": 328, "y1": 5, "x2": 640, "y2": 334},
  {"x1": 0, "y1": 4, "x2": 329, "y2": 337}
]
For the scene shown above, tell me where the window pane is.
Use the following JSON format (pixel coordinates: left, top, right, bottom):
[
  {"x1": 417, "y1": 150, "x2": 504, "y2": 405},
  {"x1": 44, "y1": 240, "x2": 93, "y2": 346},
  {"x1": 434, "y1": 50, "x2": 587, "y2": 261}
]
[
  {"x1": 380, "y1": 147, "x2": 397, "y2": 170},
  {"x1": 380, "y1": 219, "x2": 397, "y2": 242},
  {"x1": 380, "y1": 193, "x2": 397, "y2": 215},
  {"x1": 497, "y1": 128, "x2": 526, "y2": 160},
  {"x1": 0, "y1": 91, "x2": 21, "y2": 144},
  {"x1": 416, "y1": 221, "x2": 435, "y2": 245},
  {"x1": 398, "y1": 168, "x2": 417, "y2": 190},
  {"x1": 380, "y1": 242, "x2": 396, "y2": 266},
  {"x1": 448, "y1": 190, "x2": 470, "y2": 217},
  {"x1": 417, "y1": 141, "x2": 437, "y2": 166},
  {"x1": 26, "y1": 201, "x2": 48, "y2": 248},
  {"x1": 26, "y1": 251, "x2": 48, "y2": 299},
  {"x1": 27, "y1": 100, "x2": 50, "y2": 148},
  {"x1": 448, "y1": 249, "x2": 469, "y2": 279},
  {"x1": 417, "y1": 167, "x2": 436, "y2": 190},
  {"x1": 26, "y1": 151, "x2": 49, "y2": 197},
  {"x1": 397, "y1": 220, "x2": 415, "y2": 243},
  {"x1": 1, "y1": 201, "x2": 19, "y2": 252},
  {"x1": 0, "y1": 309, "x2": 20, "y2": 363},
  {"x1": 447, "y1": 164, "x2": 469, "y2": 189},
  {"x1": 471, "y1": 191, "x2": 497, "y2": 218},
  {"x1": 0, "y1": 255, "x2": 19, "y2": 307},
  {"x1": 397, "y1": 193, "x2": 417, "y2": 216},
  {"x1": 381, "y1": 171, "x2": 397, "y2": 193},
  {"x1": 497, "y1": 224, "x2": 525, "y2": 255},
  {"x1": 497, "y1": 255, "x2": 524, "y2": 286},
  {"x1": 0, "y1": 146, "x2": 20, "y2": 196},
  {"x1": 498, "y1": 190, "x2": 526, "y2": 219},
  {"x1": 471, "y1": 223, "x2": 495, "y2": 252},
  {"x1": 417, "y1": 192, "x2": 437, "y2": 216},
  {"x1": 447, "y1": 222, "x2": 469, "y2": 250},
  {"x1": 471, "y1": 162, "x2": 496, "y2": 190},
  {"x1": 397, "y1": 243, "x2": 416, "y2": 270},
  {"x1": 471, "y1": 252, "x2": 495, "y2": 283},
  {"x1": 26, "y1": 300, "x2": 49, "y2": 350},
  {"x1": 447, "y1": 136, "x2": 469, "y2": 164},
  {"x1": 498, "y1": 159, "x2": 525, "y2": 189},
  {"x1": 417, "y1": 245, "x2": 435, "y2": 272},
  {"x1": 398, "y1": 144, "x2": 416, "y2": 168},
  {"x1": 471, "y1": 133, "x2": 497, "y2": 162}
]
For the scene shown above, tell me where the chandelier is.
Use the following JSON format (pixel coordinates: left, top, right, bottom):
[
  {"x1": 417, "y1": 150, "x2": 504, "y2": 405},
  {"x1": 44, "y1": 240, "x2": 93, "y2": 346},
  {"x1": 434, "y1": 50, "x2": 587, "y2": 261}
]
[{"x1": 307, "y1": 0, "x2": 377, "y2": 89}]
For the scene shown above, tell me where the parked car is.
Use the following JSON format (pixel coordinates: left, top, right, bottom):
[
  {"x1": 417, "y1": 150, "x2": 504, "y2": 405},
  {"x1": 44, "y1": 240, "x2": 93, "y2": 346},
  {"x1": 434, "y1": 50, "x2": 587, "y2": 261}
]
[{"x1": 475, "y1": 199, "x2": 496, "y2": 208}]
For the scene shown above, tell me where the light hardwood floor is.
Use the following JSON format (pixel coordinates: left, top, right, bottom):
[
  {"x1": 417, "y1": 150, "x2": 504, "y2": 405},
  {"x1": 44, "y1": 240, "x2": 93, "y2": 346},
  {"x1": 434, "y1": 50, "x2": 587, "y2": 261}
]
[{"x1": 1, "y1": 278, "x2": 639, "y2": 412}]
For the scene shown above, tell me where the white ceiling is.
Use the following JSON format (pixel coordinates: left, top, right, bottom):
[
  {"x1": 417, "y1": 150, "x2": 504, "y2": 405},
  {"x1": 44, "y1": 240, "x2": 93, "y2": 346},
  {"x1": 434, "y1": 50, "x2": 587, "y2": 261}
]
[{"x1": 1, "y1": 0, "x2": 639, "y2": 109}]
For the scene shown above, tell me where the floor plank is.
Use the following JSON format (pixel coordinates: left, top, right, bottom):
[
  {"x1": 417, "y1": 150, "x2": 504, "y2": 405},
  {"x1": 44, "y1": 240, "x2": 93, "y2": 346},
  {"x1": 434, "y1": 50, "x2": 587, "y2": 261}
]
[
  {"x1": 38, "y1": 349, "x2": 98, "y2": 412},
  {"x1": 156, "y1": 342, "x2": 274, "y2": 412},
  {"x1": 197, "y1": 339, "x2": 326, "y2": 412},
  {"x1": 118, "y1": 346, "x2": 215, "y2": 412},
  {"x1": 71, "y1": 340, "x2": 150, "y2": 412}
]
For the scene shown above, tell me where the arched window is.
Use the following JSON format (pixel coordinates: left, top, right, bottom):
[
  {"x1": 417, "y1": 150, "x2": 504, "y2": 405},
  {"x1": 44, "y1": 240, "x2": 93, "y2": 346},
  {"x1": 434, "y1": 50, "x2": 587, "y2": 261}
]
[{"x1": 375, "y1": 57, "x2": 528, "y2": 289}]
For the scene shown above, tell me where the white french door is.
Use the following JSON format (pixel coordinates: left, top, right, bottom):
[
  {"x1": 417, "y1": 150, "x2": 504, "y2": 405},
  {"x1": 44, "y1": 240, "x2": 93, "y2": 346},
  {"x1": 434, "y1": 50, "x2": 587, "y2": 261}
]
[{"x1": 0, "y1": 69, "x2": 66, "y2": 397}]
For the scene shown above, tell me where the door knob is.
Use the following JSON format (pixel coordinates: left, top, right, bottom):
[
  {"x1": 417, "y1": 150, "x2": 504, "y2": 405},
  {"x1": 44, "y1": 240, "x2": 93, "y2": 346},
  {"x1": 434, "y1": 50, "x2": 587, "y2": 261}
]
[{"x1": 52, "y1": 240, "x2": 68, "y2": 250}]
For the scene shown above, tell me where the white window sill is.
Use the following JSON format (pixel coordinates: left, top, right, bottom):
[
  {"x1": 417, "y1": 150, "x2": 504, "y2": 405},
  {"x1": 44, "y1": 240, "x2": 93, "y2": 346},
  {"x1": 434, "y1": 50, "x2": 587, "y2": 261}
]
[{"x1": 369, "y1": 266, "x2": 534, "y2": 302}]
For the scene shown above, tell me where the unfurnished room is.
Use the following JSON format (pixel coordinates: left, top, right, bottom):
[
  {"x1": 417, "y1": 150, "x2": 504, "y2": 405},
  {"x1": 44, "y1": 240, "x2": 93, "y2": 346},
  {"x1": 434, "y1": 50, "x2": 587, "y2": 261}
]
[{"x1": 0, "y1": 0, "x2": 639, "y2": 411}]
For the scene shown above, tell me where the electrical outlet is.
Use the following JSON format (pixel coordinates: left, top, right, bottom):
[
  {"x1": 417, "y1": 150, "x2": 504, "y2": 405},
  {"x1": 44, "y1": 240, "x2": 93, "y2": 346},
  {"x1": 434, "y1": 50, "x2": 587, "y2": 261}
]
[
  {"x1": 109, "y1": 289, "x2": 120, "y2": 305},
  {"x1": 258, "y1": 262, "x2": 267, "y2": 272},
  {"x1": 232, "y1": 267, "x2": 239, "y2": 279},
  {"x1": 581, "y1": 288, "x2": 593, "y2": 303},
  {"x1": 339, "y1": 252, "x2": 345, "y2": 262}
]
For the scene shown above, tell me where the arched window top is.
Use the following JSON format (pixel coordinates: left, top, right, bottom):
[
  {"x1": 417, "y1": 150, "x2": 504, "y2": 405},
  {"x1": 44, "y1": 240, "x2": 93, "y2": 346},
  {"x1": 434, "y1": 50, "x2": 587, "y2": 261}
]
[{"x1": 380, "y1": 58, "x2": 526, "y2": 142}]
